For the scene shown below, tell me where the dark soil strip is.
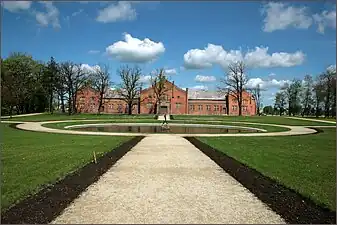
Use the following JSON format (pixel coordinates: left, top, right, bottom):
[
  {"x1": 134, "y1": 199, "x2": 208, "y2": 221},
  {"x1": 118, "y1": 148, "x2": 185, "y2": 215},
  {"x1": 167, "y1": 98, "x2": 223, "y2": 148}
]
[
  {"x1": 185, "y1": 137, "x2": 336, "y2": 224},
  {"x1": 1, "y1": 136, "x2": 145, "y2": 224}
]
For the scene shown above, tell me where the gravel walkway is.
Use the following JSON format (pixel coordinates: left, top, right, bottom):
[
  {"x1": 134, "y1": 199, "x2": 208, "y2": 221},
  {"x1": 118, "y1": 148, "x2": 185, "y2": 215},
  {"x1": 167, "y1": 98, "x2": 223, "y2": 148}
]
[
  {"x1": 1, "y1": 120, "x2": 318, "y2": 137},
  {"x1": 286, "y1": 116, "x2": 336, "y2": 124},
  {"x1": 52, "y1": 135, "x2": 285, "y2": 224}
]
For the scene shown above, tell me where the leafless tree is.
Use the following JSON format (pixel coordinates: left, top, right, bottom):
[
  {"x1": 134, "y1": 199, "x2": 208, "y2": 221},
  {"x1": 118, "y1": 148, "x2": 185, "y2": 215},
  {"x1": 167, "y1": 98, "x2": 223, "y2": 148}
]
[
  {"x1": 90, "y1": 64, "x2": 111, "y2": 114},
  {"x1": 59, "y1": 62, "x2": 87, "y2": 115},
  {"x1": 250, "y1": 84, "x2": 262, "y2": 116},
  {"x1": 301, "y1": 74, "x2": 314, "y2": 117},
  {"x1": 320, "y1": 68, "x2": 336, "y2": 117},
  {"x1": 117, "y1": 65, "x2": 142, "y2": 115},
  {"x1": 274, "y1": 91, "x2": 287, "y2": 116},
  {"x1": 219, "y1": 61, "x2": 248, "y2": 116},
  {"x1": 150, "y1": 68, "x2": 171, "y2": 115}
]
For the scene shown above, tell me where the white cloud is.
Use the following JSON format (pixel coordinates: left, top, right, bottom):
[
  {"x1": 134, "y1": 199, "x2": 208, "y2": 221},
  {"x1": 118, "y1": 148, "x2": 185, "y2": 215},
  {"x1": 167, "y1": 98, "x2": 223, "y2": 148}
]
[
  {"x1": 72, "y1": 9, "x2": 84, "y2": 17},
  {"x1": 165, "y1": 68, "x2": 177, "y2": 75},
  {"x1": 139, "y1": 75, "x2": 151, "y2": 83},
  {"x1": 313, "y1": 8, "x2": 336, "y2": 34},
  {"x1": 195, "y1": 75, "x2": 216, "y2": 82},
  {"x1": 183, "y1": 44, "x2": 242, "y2": 69},
  {"x1": 96, "y1": 2, "x2": 136, "y2": 23},
  {"x1": 80, "y1": 64, "x2": 101, "y2": 74},
  {"x1": 35, "y1": 2, "x2": 61, "y2": 29},
  {"x1": 183, "y1": 44, "x2": 305, "y2": 70},
  {"x1": 327, "y1": 64, "x2": 336, "y2": 73},
  {"x1": 190, "y1": 85, "x2": 209, "y2": 90},
  {"x1": 106, "y1": 33, "x2": 165, "y2": 63},
  {"x1": 88, "y1": 50, "x2": 100, "y2": 54},
  {"x1": 261, "y1": 2, "x2": 312, "y2": 32},
  {"x1": 244, "y1": 47, "x2": 305, "y2": 68},
  {"x1": 2, "y1": 1, "x2": 31, "y2": 12},
  {"x1": 246, "y1": 77, "x2": 291, "y2": 90}
]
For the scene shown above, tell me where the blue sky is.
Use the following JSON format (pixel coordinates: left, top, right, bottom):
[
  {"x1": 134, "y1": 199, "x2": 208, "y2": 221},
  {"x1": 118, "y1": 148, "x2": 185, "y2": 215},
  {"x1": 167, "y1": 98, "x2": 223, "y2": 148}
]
[{"x1": 2, "y1": 1, "x2": 336, "y2": 105}]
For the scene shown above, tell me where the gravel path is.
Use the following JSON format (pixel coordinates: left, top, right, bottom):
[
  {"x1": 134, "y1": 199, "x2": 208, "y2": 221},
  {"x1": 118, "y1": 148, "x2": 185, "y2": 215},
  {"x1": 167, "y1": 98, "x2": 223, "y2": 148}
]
[
  {"x1": 286, "y1": 116, "x2": 336, "y2": 124},
  {"x1": 52, "y1": 135, "x2": 285, "y2": 224},
  {"x1": 1, "y1": 120, "x2": 318, "y2": 137},
  {"x1": 1, "y1": 112, "x2": 44, "y2": 119}
]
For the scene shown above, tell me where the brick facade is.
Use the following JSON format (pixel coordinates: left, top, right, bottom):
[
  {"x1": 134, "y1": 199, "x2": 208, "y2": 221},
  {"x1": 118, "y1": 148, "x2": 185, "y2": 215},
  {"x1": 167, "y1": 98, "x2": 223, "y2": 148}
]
[{"x1": 76, "y1": 81, "x2": 256, "y2": 116}]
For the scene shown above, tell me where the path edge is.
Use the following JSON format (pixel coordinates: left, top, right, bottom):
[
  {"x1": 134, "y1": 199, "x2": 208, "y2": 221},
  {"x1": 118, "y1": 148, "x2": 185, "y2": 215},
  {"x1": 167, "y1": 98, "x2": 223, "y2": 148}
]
[
  {"x1": 1, "y1": 136, "x2": 145, "y2": 224},
  {"x1": 184, "y1": 137, "x2": 336, "y2": 224}
]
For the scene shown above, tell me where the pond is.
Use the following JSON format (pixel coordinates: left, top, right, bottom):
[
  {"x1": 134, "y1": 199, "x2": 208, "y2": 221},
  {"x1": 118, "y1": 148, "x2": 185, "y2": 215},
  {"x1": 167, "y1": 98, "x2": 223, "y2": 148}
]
[{"x1": 69, "y1": 123, "x2": 263, "y2": 134}]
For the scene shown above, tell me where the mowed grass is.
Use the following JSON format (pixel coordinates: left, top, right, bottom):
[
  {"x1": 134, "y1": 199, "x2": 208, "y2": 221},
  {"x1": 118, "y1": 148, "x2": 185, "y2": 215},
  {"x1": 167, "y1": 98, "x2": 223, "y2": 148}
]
[
  {"x1": 175, "y1": 115, "x2": 335, "y2": 126},
  {"x1": 1, "y1": 123, "x2": 132, "y2": 211},
  {"x1": 198, "y1": 128, "x2": 336, "y2": 211},
  {"x1": 3, "y1": 113, "x2": 335, "y2": 126},
  {"x1": 1, "y1": 113, "x2": 155, "y2": 122}
]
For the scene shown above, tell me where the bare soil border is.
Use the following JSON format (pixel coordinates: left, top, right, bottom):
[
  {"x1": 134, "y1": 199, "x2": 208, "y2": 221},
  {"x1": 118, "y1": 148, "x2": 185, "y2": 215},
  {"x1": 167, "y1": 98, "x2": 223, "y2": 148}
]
[
  {"x1": 185, "y1": 131, "x2": 336, "y2": 224},
  {"x1": 1, "y1": 132, "x2": 144, "y2": 224}
]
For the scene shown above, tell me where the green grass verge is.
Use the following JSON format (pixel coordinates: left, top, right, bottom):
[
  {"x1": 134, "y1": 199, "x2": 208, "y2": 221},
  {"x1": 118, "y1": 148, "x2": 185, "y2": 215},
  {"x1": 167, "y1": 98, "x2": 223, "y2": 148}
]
[
  {"x1": 3, "y1": 113, "x2": 334, "y2": 126},
  {"x1": 174, "y1": 115, "x2": 334, "y2": 126},
  {"x1": 1, "y1": 123, "x2": 132, "y2": 211},
  {"x1": 41, "y1": 120, "x2": 290, "y2": 133},
  {"x1": 1, "y1": 113, "x2": 155, "y2": 122},
  {"x1": 197, "y1": 128, "x2": 336, "y2": 211}
]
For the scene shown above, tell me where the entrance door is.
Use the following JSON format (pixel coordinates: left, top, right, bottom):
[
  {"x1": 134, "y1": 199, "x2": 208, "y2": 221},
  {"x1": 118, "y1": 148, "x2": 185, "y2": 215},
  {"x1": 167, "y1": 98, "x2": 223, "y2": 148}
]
[{"x1": 159, "y1": 105, "x2": 168, "y2": 114}]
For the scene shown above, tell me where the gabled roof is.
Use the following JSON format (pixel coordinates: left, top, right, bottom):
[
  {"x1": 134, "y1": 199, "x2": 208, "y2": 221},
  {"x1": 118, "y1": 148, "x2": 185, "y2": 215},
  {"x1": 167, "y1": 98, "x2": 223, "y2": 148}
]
[{"x1": 140, "y1": 79, "x2": 186, "y2": 94}]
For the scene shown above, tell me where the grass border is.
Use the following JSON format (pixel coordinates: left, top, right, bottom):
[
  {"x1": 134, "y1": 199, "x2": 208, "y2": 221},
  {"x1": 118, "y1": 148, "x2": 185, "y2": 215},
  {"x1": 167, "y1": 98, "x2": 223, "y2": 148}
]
[
  {"x1": 185, "y1": 134, "x2": 336, "y2": 224},
  {"x1": 1, "y1": 135, "x2": 145, "y2": 224}
]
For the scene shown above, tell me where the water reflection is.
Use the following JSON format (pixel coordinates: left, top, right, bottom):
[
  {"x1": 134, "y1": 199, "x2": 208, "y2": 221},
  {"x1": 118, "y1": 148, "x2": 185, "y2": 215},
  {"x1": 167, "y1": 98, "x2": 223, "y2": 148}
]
[{"x1": 74, "y1": 125, "x2": 261, "y2": 134}]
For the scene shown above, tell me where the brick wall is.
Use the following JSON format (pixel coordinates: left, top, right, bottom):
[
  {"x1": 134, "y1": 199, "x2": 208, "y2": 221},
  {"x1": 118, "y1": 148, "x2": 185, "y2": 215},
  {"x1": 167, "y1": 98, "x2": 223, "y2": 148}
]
[
  {"x1": 139, "y1": 81, "x2": 188, "y2": 115},
  {"x1": 227, "y1": 91, "x2": 256, "y2": 116},
  {"x1": 187, "y1": 99, "x2": 226, "y2": 115}
]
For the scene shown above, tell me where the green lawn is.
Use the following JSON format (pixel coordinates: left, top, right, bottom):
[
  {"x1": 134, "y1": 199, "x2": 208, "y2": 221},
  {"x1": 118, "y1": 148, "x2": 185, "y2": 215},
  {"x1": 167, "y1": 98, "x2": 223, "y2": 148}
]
[
  {"x1": 174, "y1": 115, "x2": 334, "y2": 126},
  {"x1": 198, "y1": 128, "x2": 336, "y2": 211},
  {"x1": 1, "y1": 113, "x2": 155, "y2": 122},
  {"x1": 1, "y1": 123, "x2": 132, "y2": 211}
]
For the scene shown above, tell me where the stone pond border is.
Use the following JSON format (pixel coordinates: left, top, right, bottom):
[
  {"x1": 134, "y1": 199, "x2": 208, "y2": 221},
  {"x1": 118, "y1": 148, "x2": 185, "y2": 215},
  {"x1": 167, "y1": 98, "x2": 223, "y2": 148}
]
[{"x1": 1, "y1": 119, "x2": 326, "y2": 137}]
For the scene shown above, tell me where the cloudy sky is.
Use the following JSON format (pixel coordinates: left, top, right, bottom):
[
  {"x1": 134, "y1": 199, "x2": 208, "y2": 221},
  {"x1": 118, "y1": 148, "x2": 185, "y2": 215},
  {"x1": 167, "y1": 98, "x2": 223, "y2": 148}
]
[{"x1": 2, "y1": 1, "x2": 336, "y2": 105}]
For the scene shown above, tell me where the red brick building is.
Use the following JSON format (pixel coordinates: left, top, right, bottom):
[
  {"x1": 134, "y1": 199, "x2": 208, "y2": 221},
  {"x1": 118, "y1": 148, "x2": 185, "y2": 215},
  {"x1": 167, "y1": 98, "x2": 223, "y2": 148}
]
[{"x1": 76, "y1": 80, "x2": 256, "y2": 116}]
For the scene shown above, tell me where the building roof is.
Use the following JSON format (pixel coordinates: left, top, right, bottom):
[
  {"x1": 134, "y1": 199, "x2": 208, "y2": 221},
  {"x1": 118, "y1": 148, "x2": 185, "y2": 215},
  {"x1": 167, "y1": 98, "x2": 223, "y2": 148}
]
[{"x1": 187, "y1": 89, "x2": 226, "y2": 100}]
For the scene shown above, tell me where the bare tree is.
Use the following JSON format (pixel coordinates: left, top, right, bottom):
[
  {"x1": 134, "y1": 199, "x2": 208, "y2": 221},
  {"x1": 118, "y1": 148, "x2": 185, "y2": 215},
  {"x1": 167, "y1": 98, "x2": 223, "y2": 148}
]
[
  {"x1": 301, "y1": 74, "x2": 314, "y2": 117},
  {"x1": 320, "y1": 67, "x2": 336, "y2": 118},
  {"x1": 150, "y1": 68, "x2": 171, "y2": 115},
  {"x1": 59, "y1": 62, "x2": 87, "y2": 115},
  {"x1": 219, "y1": 61, "x2": 248, "y2": 116},
  {"x1": 274, "y1": 91, "x2": 287, "y2": 116},
  {"x1": 250, "y1": 84, "x2": 262, "y2": 116},
  {"x1": 117, "y1": 65, "x2": 142, "y2": 115},
  {"x1": 284, "y1": 79, "x2": 302, "y2": 116},
  {"x1": 90, "y1": 64, "x2": 111, "y2": 114}
]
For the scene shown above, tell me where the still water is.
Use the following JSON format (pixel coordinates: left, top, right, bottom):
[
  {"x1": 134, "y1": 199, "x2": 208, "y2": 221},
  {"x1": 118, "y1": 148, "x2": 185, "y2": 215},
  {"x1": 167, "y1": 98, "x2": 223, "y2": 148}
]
[{"x1": 72, "y1": 125, "x2": 261, "y2": 134}]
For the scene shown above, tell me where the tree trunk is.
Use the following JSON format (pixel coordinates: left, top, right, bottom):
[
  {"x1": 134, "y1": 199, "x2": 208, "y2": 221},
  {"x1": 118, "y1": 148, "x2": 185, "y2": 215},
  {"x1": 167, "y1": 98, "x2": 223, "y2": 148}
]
[
  {"x1": 97, "y1": 92, "x2": 104, "y2": 115},
  {"x1": 49, "y1": 92, "x2": 53, "y2": 114},
  {"x1": 60, "y1": 92, "x2": 65, "y2": 113},
  {"x1": 128, "y1": 102, "x2": 133, "y2": 115}
]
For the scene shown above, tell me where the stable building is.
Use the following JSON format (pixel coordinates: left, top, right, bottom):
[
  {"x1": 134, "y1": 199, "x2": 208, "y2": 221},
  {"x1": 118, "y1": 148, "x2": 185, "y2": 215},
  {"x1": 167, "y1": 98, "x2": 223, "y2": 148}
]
[{"x1": 76, "y1": 80, "x2": 256, "y2": 116}]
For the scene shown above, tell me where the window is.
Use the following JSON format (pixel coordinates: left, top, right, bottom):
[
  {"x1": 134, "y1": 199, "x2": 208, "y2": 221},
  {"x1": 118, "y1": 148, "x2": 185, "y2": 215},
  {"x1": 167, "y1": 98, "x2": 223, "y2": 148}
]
[
  {"x1": 176, "y1": 103, "x2": 181, "y2": 109},
  {"x1": 206, "y1": 105, "x2": 211, "y2": 111},
  {"x1": 198, "y1": 105, "x2": 203, "y2": 111},
  {"x1": 109, "y1": 104, "x2": 113, "y2": 109},
  {"x1": 148, "y1": 95, "x2": 152, "y2": 98},
  {"x1": 146, "y1": 103, "x2": 153, "y2": 109},
  {"x1": 243, "y1": 100, "x2": 247, "y2": 105},
  {"x1": 214, "y1": 105, "x2": 219, "y2": 111},
  {"x1": 243, "y1": 106, "x2": 247, "y2": 112},
  {"x1": 177, "y1": 96, "x2": 180, "y2": 99},
  {"x1": 232, "y1": 105, "x2": 237, "y2": 111},
  {"x1": 189, "y1": 105, "x2": 195, "y2": 111}
]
